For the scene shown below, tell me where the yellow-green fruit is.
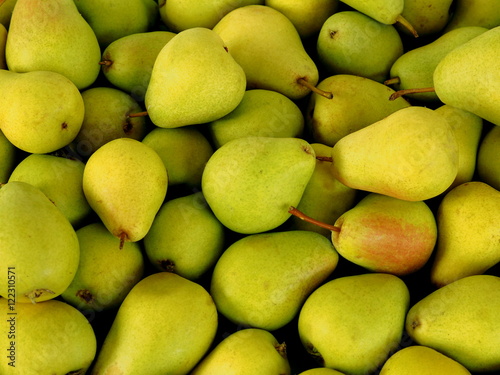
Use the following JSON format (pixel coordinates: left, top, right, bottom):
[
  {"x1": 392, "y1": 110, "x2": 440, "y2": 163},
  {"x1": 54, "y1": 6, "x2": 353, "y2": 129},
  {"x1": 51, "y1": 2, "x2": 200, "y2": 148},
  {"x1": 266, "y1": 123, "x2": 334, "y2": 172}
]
[
  {"x1": 299, "y1": 368, "x2": 346, "y2": 375},
  {"x1": 398, "y1": 0, "x2": 454, "y2": 37},
  {"x1": 0, "y1": 0, "x2": 17, "y2": 28},
  {"x1": 477, "y1": 125, "x2": 500, "y2": 190},
  {"x1": 0, "y1": 23, "x2": 6, "y2": 69},
  {"x1": 0, "y1": 129, "x2": 16, "y2": 183}
]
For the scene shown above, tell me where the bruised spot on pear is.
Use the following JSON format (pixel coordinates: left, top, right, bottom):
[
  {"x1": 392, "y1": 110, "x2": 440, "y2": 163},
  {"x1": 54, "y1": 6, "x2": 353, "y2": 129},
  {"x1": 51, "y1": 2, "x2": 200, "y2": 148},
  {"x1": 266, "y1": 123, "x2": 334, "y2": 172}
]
[
  {"x1": 159, "y1": 259, "x2": 176, "y2": 272},
  {"x1": 61, "y1": 122, "x2": 68, "y2": 130},
  {"x1": 329, "y1": 29, "x2": 338, "y2": 39},
  {"x1": 275, "y1": 342, "x2": 288, "y2": 359},
  {"x1": 76, "y1": 289, "x2": 95, "y2": 305},
  {"x1": 123, "y1": 117, "x2": 134, "y2": 134},
  {"x1": 26, "y1": 288, "x2": 55, "y2": 303}
]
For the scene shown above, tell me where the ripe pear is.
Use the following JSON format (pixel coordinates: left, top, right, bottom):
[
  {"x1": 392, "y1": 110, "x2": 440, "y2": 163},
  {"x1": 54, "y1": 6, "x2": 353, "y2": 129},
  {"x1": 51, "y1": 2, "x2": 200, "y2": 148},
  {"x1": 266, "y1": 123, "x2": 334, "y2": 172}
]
[
  {"x1": 100, "y1": 31, "x2": 176, "y2": 100},
  {"x1": 91, "y1": 271, "x2": 218, "y2": 375},
  {"x1": 61, "y1": 222, "x2": 145, "y2": 311},
  {"x1": 143, "y1": 192, "x2": 225, "y2": 280},
  {"x1": 397, "y1": 0, "x2": 454, "y2": 37},
  {"x1": 0, "y1": 299, "x2": 96, "y2": 374},
  {"x1": 210, "y1": 230, "x2": 339, "y2": 330},
  {"x1": 433, "y1": 26, "x2": 500, "y2": 126},
  {"x1": 207, "y1": 88, "x2": 305, "y2": 149},
  {"x1": 380, "y1": 345, "x2": 472, "y2": 375},
  {"x1": 201, "y1": 136, "x2": 316, "y2": 234},
  {"x1": 213, "y1": 5, "x2": 322, "y2": 100},
  {"x1": 82, "y1": 138, "x2": 168, "y2": 247},
  {"x1": 298, "y1": 369, "x2": 346, "y2": 375},
  {"x1": 0, "y1": 0, "x2": 16, "y2": 28},
  {"x1": 141, "y1": 127, "x2": 213, "y2": 187},
  {"x1": 477, "y1": 125, "x2": 500, "y2": 190},
  {"x1": 191, "y1": 328, "x2": 291, "y2": 375},
  {"x1": 330, "y1": 106, "x2": 459, "y2": 201},
  {"x1": 8, "y1": 153, "x2": 92, "y2": 227},
  {"x1": 0, "y1": 70, "x2": 84, "y2": 154},
  {"x1": 6, "y1": 0, "x2": 101, "y2": 90},
  {"x1": 298, "y1": 273, "x2": 410, "y2": 375},
  {"x1": 443, "y1": 0, "x2": 500, "y2": 32},
  {"x1": 0, "y1": 129, "x2": 16, "y2": 183},
  {"x1": 0, "y1": 23, "x2": 6, "y2": 69},
  {"x1": 430, "y1": 181, "x2": 500, "y2": 287},
  {"x1": 306, "y1": 74, "x2": 410, "y2": 146},
  {"x1": 145, "y1": 27, "x2": 246, "y2": 129},
  {"x1": 0, "y1": 181, "x2": 80, "y2": 303},
  {"x1": 317, "y1": 11, "x2": 404, "y2": 83},
  {"x1": 406, "y1": 274, "x2": 500, "y2": 372}
]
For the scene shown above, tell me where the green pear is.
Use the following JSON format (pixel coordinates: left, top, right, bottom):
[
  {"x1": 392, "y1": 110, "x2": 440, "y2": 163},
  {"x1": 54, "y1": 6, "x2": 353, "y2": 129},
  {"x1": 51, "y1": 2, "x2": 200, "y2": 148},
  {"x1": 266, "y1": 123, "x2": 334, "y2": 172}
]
[
  {"x1": 298, "y1": 273, "x2": 410, "y2": 375},
  {"x1": 0, "y1": 69, "x2": 84, "y2": 154},
  {"x1": 406, "y1": 274, "x2": 500, "y2": 372},
  {"x1": 430, "y1": 181, "x2": 500, "y2": 287},
  {"x1": 0, "y1": 0, "x2": 16, "y2": 28},
  {"x1": 265, "y1": 0, "x2": 339, "y2": 39},
  {"x1": 306, "y1": 74, "x2": 410, "y2": 146},
  {"x1": 397, "y1": 0, "x2": 454, "y2": 37},
  {"x1": 330, "y1": 106, "x2": 459, "y2": 201},
  {"x1": 443, "y1": 0, "x2": 500, "y2": 32},
  {"x1": 91, "y1": 271, "x2": 218, "y2": 374},
  {"x1": 477, "y1": 125, "x2": 500, "y2": 190},
  {"x1": 433, "y1": 26, "x2": 500, "y2": 126},
  {"x1": 74, "y1": 0, "x2": 158, "y2": 47},
  {"x1": 73, "y1": 86, "x2": 148, "y2": 159},
  {"x1": 387, "y1": 26, "x2": 488, "y2": 102},
  {"x1": 141, "y1": 127, "x2": 214, "y2": 187},
  {"x1": 213, "y1": 5, "x2": 323, "y2": 100},
  {"x1": 289, "y1": 143, "x2": 357, "y2": 238},
  {"x1": 100, "y1": 31, "x2": 176, "y2": 100},
  {"x1": 145, "y1": 27, "x2": 246, "y2": 129},
  {"x1": 380, "y1": 345, "x2": 472, "y2": 375},
  {"x1": 434, "y1": 105, "x2": 483, "y2": 191},
  {"x1": 0, "y1": 299, "x2": 96, "y2": 374},
  {"x1": 0, "y1": 181, "x2": 80, "y2": 303},
  {"x1": 82, "y1": 138, "x2": 168, "y2": 247},
  {"x1": 61, "y1": 222, "x2": 144, "y2": 312},
  {"x1": 0, "y1": 23, "x2": 6, "y2": 69},
  {"x1": 201, "y1": 136, "x2": 316, "y2": 234},
  {"x1": 207, "y1": 88, "x2": 305, "y2": 149},
  {"x1": 0, "y1": 129, "x2": 16, "y2": 183},
  {"x1": 298, "y1": 369, "x2": 346, "y2": 375},
  {"x1": 8, "y1": 153, "x2": 92, "y2": 227},
  {"x1": 158, "y1": 0, "x2": 264, "y2": 32},
  {"x1": 191, "y1": 328, "x2": 291, "y2": 375},
  {"x1": 317, "y1": 11, "x2": 404, "y2": 83},
  {"x1": 143, "y1": 192, "x2": 225, "y2": 280},
  {"x1": 210, "y1": 230, "x2": 339, "y2": 330},
  {"x1": 6, "y1": 0, "x2": 101, "y2": 90}
]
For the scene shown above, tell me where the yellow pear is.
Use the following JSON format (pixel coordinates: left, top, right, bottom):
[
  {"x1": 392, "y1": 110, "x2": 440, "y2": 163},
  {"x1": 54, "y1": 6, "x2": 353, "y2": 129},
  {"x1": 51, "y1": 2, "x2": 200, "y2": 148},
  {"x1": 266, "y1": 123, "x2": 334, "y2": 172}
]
[{"x1": 477, "y1": 125, "x2": 500, "y2": 190}]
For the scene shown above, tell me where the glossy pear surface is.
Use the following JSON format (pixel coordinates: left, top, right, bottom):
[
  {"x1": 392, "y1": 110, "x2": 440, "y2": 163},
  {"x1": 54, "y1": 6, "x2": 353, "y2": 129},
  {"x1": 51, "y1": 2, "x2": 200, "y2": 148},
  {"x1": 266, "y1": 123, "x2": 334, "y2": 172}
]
[
  {"x1": 398, "y1": 0, "x2": 454, "y2": 36},
  {"x1": 443, "y1": 0, "x2": 500, "y2": 32}
]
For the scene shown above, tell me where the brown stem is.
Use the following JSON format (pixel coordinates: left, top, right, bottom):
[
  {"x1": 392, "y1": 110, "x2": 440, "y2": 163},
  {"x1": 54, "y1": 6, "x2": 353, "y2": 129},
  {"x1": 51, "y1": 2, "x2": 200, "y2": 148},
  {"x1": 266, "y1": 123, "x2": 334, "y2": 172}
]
[
  {"x1": 118, "y1": 232, "x2": 128, "y2": 249},
  {"x1": 396, "y1": 14, "x2": 419, "y2": 38},
  {"x1": 384, "y1": 77, "x2": 400, "y2": 86},
  {"x1": 0, "y1": 0, "x2": 6, "y2": 8},
  {"x1": 288, "y1": 206, "x2": 340, "y2": 233},
  {"x1": 389, "y1": 87, "x2": 436, "y2": 101},
  {"x1": 316, "y1": 156, "x2": 333, "y2": 162},
  {"x1": 298, "y1": 78, "x2": 333, "y2": 99},
  {"x1": 99, "y1": 60, "x2": 113, "y2": 66},
  {"x1": 127, "y1": 111, "x2": 148, "y2": 118}
]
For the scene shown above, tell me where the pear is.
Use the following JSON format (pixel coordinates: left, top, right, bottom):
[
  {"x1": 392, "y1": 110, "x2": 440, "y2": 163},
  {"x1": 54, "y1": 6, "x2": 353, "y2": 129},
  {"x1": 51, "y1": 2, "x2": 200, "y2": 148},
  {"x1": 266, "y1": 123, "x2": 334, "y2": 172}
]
[
  {"x1": 0, "y1": 0, "x2": 16, "y2": 28},
  {"x1": 298, "y1": 369, "x2": 346, "y2": 375},
  {"x1": 380, "y1": 345, "x2": 472, "y2": 375},
  {"x1": 6, "y1": 0, "x2": 101, "y2": 90},
  {"x1": 191, "y1": 328, "x2": 291, "y2": 375},
  {"x1": 82, "y1": 138, "x2": 168, "y2": 248},
  {"x1": 145, "y1": 27, "x2": 246, "y2": 129},
  {"x1": 443, "y1": 0, "x2": 500, "y2": 32},
  {"x1": 91, "y1": 271, "x2": 218, "y2": 374},
  {"x1": 298, "y1": 273, "x2": 410, "y2": 375},
  {"x1": 61, "y1": 222, "x2": 144, "y2": 312},
  {"x1": 0, "y1": 69, "x2": 84, "y2": 154},
  {"x1": 0, "y1": 129, "x2": 16, "y2": 183},
  {"x1": 0, "y1": 181, "x2": 80, "y2": 303},
  {"x1": 8, "y1": 153, "x2": 92, "y2": 227},
  {"x1": 100, "y1": 31, "x2": 176, "y2": 100},
  {"x1": 329, "y1": 106, "x2": 459, "y2": 201},
  {"x1": 406, "y1": 274, "x2": 500, "y2": 372},
  {"x1": 306, "y1": 74, "x2": 410, "y2": 147},
  {"x1": 317, "y1": 11, "x2": 404, "y2": 83},
  {"x1": 0, "y1": 23, "x2": 6, "y2": 69},
  {"x1": 141, "y1": 127, "x2": 213, "y2": 187},
  {"x1": 433, "y1": 26, "x2": 500, "y2": 126},
  {"x1": 143, "y1": 192, "x2": 225, "y2": 280},
  {"x1": 397, "y1": 0, "x2": 454, "y2": 37},
  {"x1": 430, "y1": 181, "x2": 500, "y2": 288},
  {"x1": 265, "y1": 0, "x2": 339, "y2": 39},
  {"x1": 477, "y1": 125, "x2": 500, "y2": 190},
  {"x1": 207, "y1": 88, "x2": 305, "y2": 149},
  {"x1": 212, "y1": 5, "x2": 325, "y2": 100},
  {"x1": 73, "y1": 86, "x2": 148, "y2": 159},
  {"x1": 0, "y1": 299, "x2": 96, "y2": 374},
  {"x1": 210, "y1": 230, "x2": 339, "y2": 330},
  {"x1": 201, "y1": 136, "x2": 316, "y2": 234}
]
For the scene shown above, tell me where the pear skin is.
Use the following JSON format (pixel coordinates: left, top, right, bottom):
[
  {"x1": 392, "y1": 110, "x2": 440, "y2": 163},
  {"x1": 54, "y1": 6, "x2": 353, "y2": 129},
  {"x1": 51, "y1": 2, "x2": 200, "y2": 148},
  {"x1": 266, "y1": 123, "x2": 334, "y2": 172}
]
[
  {"x1": 443, "y1": 0, "x2": 500, "y2": 32},
  {"x1": 397, "y1": 0, "x2": 454, "y2": 37},
  {"x1": 298, "y1": 368, "x2": 346, "y2": 375},
  {"x1": 0, "y1": 23, "x2": 6, "y2": 69},
  {"x1": 477, "y1": 125, "x2": 500, "y2": 190},
  {"x1": 0, "y1": 129, "x2": 16, "y2": 183}
]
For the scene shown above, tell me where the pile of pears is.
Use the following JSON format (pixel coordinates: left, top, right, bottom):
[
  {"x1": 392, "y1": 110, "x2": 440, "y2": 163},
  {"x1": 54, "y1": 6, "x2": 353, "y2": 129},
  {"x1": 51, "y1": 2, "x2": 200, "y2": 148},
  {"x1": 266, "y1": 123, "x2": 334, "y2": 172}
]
[{"x1": 0, "y1": 0, "x2": 499, "y2": 374}]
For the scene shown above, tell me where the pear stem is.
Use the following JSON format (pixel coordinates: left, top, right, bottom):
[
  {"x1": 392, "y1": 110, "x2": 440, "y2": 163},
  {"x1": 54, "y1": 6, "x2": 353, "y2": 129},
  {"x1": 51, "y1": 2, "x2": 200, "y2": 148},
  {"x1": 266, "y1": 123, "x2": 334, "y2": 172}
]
[
  {"x1": 298, "y1": 78, "x2": 333, "y2": 99},
  {"x1": 316, "y1": 156, "x2": 333, "y2": 162},
  {"x1": 118, "y1": 232, "x2": 128, "y2": 249},
  {"x1": 395, "y1": 15, "x2": 419, "y2": 38},
  {"x1": 99, "y1": 60, "x2": 113, "y2": 66},
  {"x1": 384, "y1": 77, "x2": 400, "y2": 86},
  {"x1": 288, "y1": 206, "x2": 340, "y2": 233},
  {"x1": 0, "y1": 0, "x2": 6, "y2": 8},
  {"x1": 127, "y1": 111, "x2": 149, "y2": 118},
  {"x1": 389, "y1": 87, "x2": 436, "y2": 101}
]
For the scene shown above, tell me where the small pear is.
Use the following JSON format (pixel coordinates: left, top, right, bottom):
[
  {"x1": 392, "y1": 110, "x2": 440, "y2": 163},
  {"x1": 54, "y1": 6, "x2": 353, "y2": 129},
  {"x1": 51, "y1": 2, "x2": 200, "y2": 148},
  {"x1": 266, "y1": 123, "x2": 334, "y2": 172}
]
[
  {"x1": 82, "y1": 138, "x2": 168, "y2": 247},
  {"x1": 406, "y1": 275, "x2": 500, "y2": 372},
  {"x1": 397, "y1": 0, "x2": 454, "y2": 37},
  {"x1": 210, "y1": 230, "x2": 339, "y2": 330},
  {"x1": 443, "y1": 0, "x2": 500, "y2": 32},
  {"x1": 477, "y1": 125, "x2": 500, "y2": 190},
  {"x1": 191, "y1": 328, "x2": 291, "y2": 375},
  {"x1": 298, "y1": 273, "x2": 410, "y2": 375},
  {"x1": 0, "y1": 129, "x2": 16, "y2": 183},
  {"x1": 91, "y1": 271, "x2": 218, "y2": 375}
]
